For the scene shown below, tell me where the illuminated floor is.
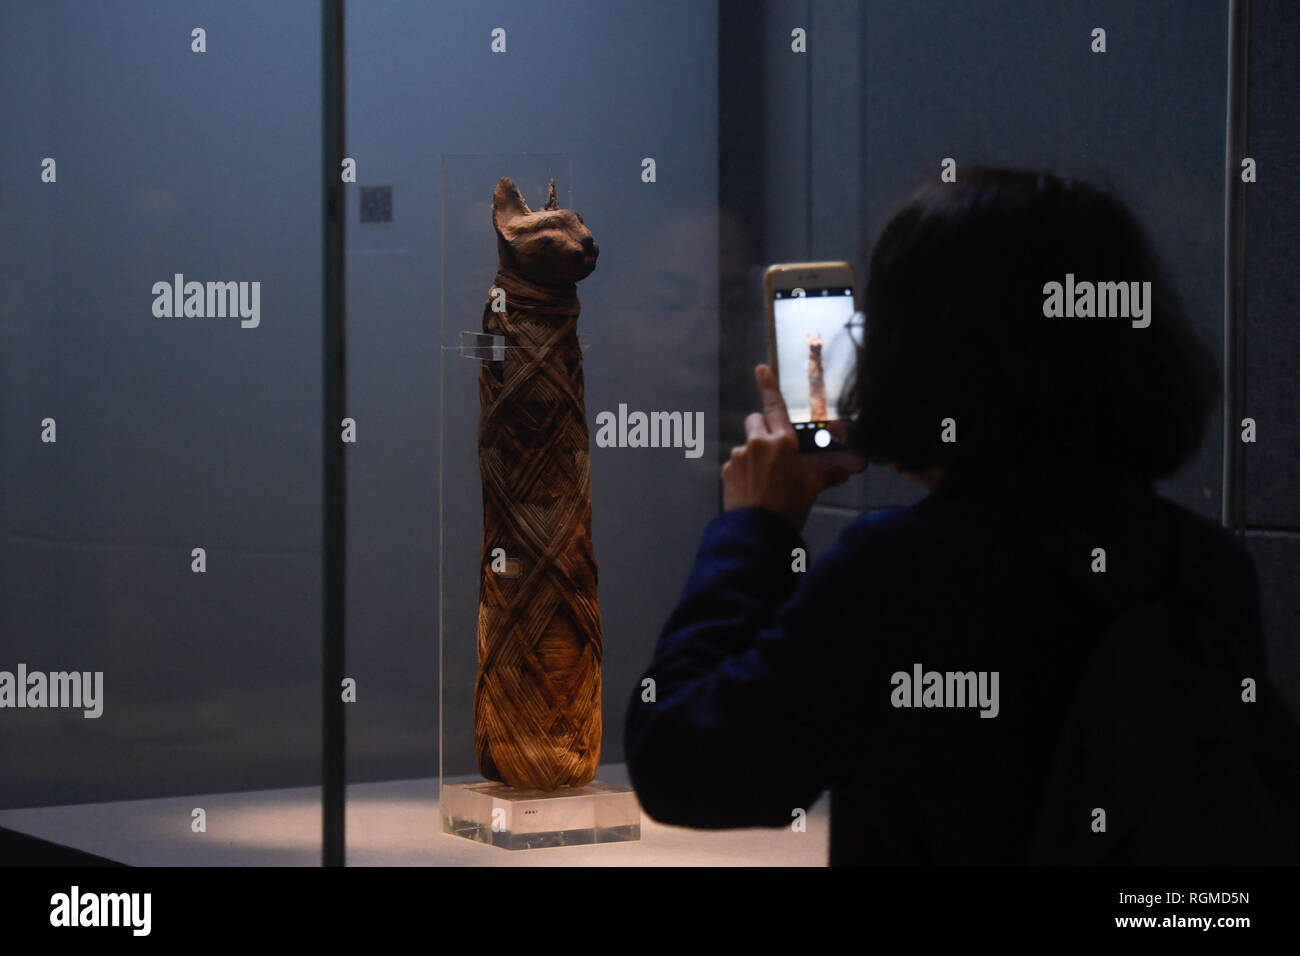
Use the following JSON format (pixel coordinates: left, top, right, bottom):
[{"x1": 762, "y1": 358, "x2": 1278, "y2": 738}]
[{"x1": 0, "y1": 765, "x2": 829, "y2": 866}]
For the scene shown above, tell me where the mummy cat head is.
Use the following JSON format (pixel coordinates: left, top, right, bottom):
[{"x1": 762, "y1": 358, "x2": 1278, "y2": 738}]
[{"x1": 492, "y1": 177, "x2": 599, "y2": 284}]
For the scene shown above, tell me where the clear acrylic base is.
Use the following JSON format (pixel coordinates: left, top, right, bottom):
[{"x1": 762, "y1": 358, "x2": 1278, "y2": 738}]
[{"x1": 441, "y1": 779, "x2": 641, "y2": 850}]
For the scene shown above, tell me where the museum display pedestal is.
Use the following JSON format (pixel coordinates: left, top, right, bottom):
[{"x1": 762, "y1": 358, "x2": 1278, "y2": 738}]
[
  {"x1": 0, "y1": 766, "x2": 829, "y2": 864},
  {"x1": 441, "y1": 779, "x2": 640, "y2": 850}
]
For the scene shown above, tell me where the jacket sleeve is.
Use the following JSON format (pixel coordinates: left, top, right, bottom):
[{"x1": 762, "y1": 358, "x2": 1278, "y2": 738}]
[{"x1": 624, "y1": 505, "x2": 880, "y2": 828}]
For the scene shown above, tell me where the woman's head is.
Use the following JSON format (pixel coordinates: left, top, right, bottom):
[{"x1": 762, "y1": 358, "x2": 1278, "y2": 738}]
[{"x1": 840, "y1": 167, "x2": 1219, "y2": 483}]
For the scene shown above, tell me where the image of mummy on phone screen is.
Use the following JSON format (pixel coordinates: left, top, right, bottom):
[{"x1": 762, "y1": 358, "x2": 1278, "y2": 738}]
[{"x1": 773, "y1": 288, "x2": 858, "y2": 424}]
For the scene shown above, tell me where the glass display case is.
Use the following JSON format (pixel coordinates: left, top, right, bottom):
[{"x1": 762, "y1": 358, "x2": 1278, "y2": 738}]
[{"x1": 0, "y1": 0, "x2": 326, "y2": 865}]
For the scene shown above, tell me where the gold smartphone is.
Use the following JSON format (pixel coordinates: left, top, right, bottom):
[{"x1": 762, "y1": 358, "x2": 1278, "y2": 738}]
[{"x1": 763, "y1": 261, "x2": 859, "y2": 456}]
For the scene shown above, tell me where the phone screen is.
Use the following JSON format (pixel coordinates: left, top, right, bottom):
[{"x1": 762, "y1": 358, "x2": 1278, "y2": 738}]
[{"x1": 771, "y1": 284, "x2": 857, "y2": 450}]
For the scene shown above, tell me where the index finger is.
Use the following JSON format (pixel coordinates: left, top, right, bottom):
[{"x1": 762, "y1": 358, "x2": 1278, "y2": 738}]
[{"x1": 755, "y1": 364, "x2": 794, "y2": 436}]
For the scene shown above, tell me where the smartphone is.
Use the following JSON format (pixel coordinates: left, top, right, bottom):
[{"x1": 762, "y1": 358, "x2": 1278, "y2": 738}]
[{"x1": 764, "y1": 261, "x2": 860, "y2": 456}]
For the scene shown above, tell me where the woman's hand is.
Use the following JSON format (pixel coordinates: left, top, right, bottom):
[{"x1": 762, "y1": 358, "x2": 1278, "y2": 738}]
[{"x1": 721, "y1": 365, "x2": 860, "y2": 532}]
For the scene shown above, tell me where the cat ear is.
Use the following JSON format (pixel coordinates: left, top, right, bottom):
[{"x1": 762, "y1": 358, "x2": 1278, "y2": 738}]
[
  {"x1": 543, "y1": 179, "x2": 559, "y2": 211},
  {"x1": 492, "y1": 177, "x2": 531, "y2": 231}
]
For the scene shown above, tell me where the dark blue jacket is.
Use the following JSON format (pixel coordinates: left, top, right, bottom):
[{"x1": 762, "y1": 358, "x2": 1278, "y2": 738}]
[{"x1": 623, "y1": 465, "x2": 1265, "y2": 865}]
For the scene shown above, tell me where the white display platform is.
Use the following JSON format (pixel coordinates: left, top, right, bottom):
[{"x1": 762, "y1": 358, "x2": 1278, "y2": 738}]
[{"x1": 0, "y1": 764, "x2": 829, "y2": 866}]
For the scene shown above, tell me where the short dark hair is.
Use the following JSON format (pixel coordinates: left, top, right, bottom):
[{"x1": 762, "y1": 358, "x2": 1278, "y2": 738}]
[{"x1": 839, "y1": 167, "x2": 1219, "y2": 481}]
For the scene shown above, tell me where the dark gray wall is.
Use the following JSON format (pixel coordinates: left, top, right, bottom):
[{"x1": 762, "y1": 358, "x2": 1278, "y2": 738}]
[
  {"x1": 729, "y1": 0, "x2": 1230, "y2": 526},
  {"x1": 1244, "y1": 0, "x2": 1300, "y2": 715},
  {"x1": 861, "y1": 0, "x2": 1228, "y2": 518},
  {"x1": 0, "y1": 0, "x2": 323, "y2": 809}
]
